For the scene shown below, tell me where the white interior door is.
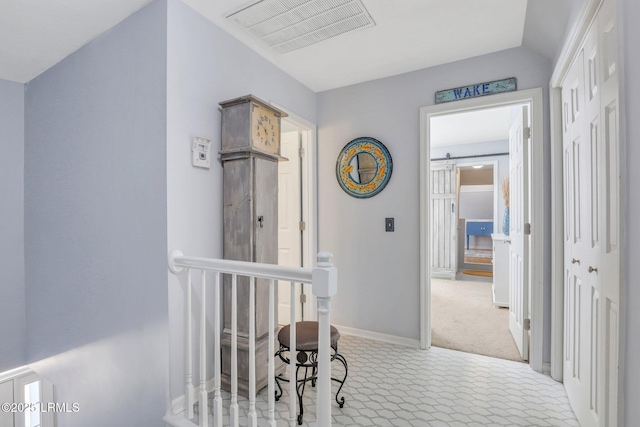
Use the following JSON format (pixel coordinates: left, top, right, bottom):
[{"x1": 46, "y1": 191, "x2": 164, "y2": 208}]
[
  {"x1": 508, "y1": 104, "x2": 530, "y2": 361},
  {"x1": 562, "y1": 47, "x2": 598, "y2": 426},
  {"x1": 430, "y1": 160, "x2": 457, "y2": 279},
  {"x1": 597, "y1": 0, "x2": 620, "y2": 424},
  {"x1": 561, "y1": 0, "x2": 620, "y2": 424},
  {"x1": 562, "y1": 46, "x2": 588, "y2": 423},
  {"x1": 277, "y1": 130, "x2": 302, "y2": 325}
]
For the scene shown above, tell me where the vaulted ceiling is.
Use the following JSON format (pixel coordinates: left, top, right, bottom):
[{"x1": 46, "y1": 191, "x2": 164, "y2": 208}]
[{"x1": 0, "y1": 0, "x2": 582, "y2": 91}]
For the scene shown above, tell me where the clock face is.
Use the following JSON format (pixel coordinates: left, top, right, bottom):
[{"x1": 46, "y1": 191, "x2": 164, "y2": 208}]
[{"x1": 251, "y1": 104, "x2": 280, "y2": 154}]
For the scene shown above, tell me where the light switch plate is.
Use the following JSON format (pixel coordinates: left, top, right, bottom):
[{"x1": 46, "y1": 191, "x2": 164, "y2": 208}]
[
  {"x1": 192, "y1": 137, "x2": 211, "y2": 168},
  {"x1": 386, "y1": 218, "x2": 394, "y2": 232}
]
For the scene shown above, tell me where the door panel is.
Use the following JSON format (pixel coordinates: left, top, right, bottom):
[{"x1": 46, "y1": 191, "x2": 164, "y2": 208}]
[
  {"x1": 508, "y1": 104, "x2": 529, "y2": 361},
  {"x1": 277, "y1": 130, "x2": 302, "y2": 324},
  {"x1": 561, "y1": 0, "x2": 620, "y2": 424},
  {"x1": 430, "y1": 161, "x2": 457, "y2": 279},
  {"x1": 598, "y1": 0, "x2": 620, "y2": 424}
]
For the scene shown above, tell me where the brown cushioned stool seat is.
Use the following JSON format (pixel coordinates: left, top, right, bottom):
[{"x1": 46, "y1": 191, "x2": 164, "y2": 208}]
[
  {"x1": 277, "y1": 321, "x2": 340, "y2": 351},
  {"x1": 274, "y1": 321, "x2": 348, "y2": 425}
]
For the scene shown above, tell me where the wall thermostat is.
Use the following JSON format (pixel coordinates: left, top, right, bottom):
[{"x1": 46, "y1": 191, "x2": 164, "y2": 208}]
[{"x1": 192, "y1": 137, "x2": 211, "y2": 169}]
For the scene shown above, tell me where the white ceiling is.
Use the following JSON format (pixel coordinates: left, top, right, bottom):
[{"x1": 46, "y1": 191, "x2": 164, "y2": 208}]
[
  {"x1": 430, "y1": 106, "x2": 513, "y2": 147},
  {"x1": 0, "y1": 0, "x2": 152, "y2": 83},
  {"x1": 0, "y1": 0, "x2": 579, "y2": 90},
  {"x1": 185, "y1": 0, "x2": 528, "y2": 91}
]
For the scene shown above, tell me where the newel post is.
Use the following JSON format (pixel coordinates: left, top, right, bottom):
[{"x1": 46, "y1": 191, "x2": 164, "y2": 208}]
[{"x1": 312, "y1": 252, "x2": 338, "y2": 427}]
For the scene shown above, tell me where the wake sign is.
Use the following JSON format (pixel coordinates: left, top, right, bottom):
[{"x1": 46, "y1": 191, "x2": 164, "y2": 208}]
[{"x1": 435, "y1": 77, "x2": 517, "y2": 104}]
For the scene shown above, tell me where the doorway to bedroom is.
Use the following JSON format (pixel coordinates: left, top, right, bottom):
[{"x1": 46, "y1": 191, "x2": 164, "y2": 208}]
[
  {"x1": 421, "y1": 88, "x2": 545, "y2": 370},
  {"x1": 277, "y1": 113, "x2": 318, "y2": 324},
  {"x1": 427, "y1": 103, "x2": 526, "y2": 363}
]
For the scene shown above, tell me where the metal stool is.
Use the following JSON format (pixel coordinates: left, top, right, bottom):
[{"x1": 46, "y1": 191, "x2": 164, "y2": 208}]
[{"x1": 274, "y1": 321, "x2": 348, "y2": 425}]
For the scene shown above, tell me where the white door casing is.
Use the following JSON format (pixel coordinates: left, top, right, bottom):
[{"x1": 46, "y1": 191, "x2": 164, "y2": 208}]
[
  {"x1": 419, "y1": 88, "x2": 545, "y2": 374},
  {"x1": 271, "y1": 105, "x2": 319, "y2": 322},
  {"x1": 508, "y1": 104, "x2": 530, "y2": 361},
  {"x1": 277, "y1": 130, "x2": 303, "y2": 324}
]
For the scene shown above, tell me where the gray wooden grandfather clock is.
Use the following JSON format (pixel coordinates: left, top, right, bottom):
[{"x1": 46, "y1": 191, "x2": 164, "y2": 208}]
[{"x1": 218, "y1": 95, "x2": 287, "y2": 396}]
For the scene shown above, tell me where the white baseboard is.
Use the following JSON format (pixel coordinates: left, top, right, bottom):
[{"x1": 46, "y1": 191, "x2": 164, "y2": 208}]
[
  {"x1": 164, "y1": 411, "x2": 198, "y2": 427},
  {"x1": 542, "y1": 362, "x2": 551, "y2": 375},
  {"x1": 171, "y1": 395, "x2": 185, "y2": 416},
  {"x1": 333, "y1": 324, "x2": 421, "y2": 348}
]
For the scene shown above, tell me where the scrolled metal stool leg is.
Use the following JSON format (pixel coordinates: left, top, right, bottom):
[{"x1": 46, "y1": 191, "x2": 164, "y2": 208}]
[
  {"x1": 274, "y1": 346, "x2": 287, "y2": 402},
  {"x1": 332, "y1": 352, "x2": 348, "y2": 408},
  {"x1": 296, "y1": 364, "x2": 310, "y2": 425},
  {"x1": 274, "y1": 374, "x2": 284, "y2": 402}
]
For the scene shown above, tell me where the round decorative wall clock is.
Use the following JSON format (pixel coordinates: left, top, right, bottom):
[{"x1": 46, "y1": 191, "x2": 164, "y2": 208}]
[{"x1": 335, "y1": 137, "x2": 393, "y2": 198}]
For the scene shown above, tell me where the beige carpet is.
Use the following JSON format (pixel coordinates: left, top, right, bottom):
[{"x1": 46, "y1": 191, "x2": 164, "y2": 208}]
[{"x1": 431, "y1": 278, "x2": 524, "y2": 362}]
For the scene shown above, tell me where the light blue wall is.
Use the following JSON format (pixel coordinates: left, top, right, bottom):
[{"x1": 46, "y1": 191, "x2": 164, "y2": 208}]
[
  {"x1": 317, "y1": 46, "x2": 553, "y2": 357},
  {"x1": 432, "y1": 139, "x2": 510, "y2": 221},
  {"x1": 459, "y1": 191, "x2": 493, "y2": 221},
  {"x1": 166, "y1": 0, "x2": 317, "y2": 402},
  {"x1": 620, "y1": 0, "x2": 639, "y2": 422},
  {"x1": 24, "y1": 1, "x2": 168, "y2": 425},
  {"x1": 0, "y1": 78, "x2": 25, "y2": 371}
]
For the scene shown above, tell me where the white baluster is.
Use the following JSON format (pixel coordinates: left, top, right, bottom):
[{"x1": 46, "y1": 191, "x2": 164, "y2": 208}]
[
  {"x1": 289, "y1": 282, "x2": 297, "y2": 427},
  {"x1": 185, "y1": 269, "x2": 194, "y2": 419},
  {"x1": 213, "y1": 272, "x2": 222, "y2": 427},
  {"x1": 199, "y1": 270, "x2": 209, "y2": 427},
  {"x1": 230, "y1": 274, "x2": 239, "y2": 427},
  {"x1": 248, "y1": 276, "x2": 257, "y2": 427},
  {"x1": 312, "y1": 253, "x2": 337, "y2": 427},
  {"x1": 268, "y1": 279, "x2": 276, "y2": 427}
]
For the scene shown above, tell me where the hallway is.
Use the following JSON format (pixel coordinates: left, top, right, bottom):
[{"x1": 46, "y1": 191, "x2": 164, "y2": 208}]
[{"x1": 200, "y1": 334, "x2": 578, "y2": 426}]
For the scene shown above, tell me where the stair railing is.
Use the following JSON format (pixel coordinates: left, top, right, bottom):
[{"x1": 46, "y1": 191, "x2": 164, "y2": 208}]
[{"x1": 167, "y1": 251, "x2": 337, "y2": 427}]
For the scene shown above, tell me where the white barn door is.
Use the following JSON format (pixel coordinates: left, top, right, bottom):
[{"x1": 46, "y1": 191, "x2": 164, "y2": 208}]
[
  {"x1": 561, "y1": 0, "x2": 620, "y2": 424},
  {"x1": 508, "y1": 105, "x2": 530, "y2": 361},
  {"x1": 277, "y1": 130, "x2": 302, "y2": 324},
  {"x1": 430, "y1": 160, "x2": 457, "y2": 279}
]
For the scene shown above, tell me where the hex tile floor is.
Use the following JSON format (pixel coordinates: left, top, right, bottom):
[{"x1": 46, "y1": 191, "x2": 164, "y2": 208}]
[{"x1": 199, "y1": 334, "x2": 578, "y2": 426}]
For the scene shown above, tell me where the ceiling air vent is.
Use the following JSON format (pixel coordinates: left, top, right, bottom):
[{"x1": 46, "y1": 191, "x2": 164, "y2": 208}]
[{"x1": 227, "y1": 0, "x2": 375, "y2": 54}]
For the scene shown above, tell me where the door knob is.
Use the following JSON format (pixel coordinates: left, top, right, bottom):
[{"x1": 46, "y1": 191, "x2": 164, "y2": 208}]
[
  {"x1": 571, "y1": 258, "x2": 580, "y2": 264},
  {"x1": 588, "y1": 266, "x2": 598, "y2": 273}
]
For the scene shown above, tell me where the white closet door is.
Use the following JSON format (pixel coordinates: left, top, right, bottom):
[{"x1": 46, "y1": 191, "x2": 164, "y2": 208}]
[
  {"x1": 508, "y1": 104, "x2": 530, "y2": 361},
  {"x1": 561, "y1": 0, "x2": 620, "y2": 424},
  {"x1": 596, "y1": 0, "x2": 620, "y2": 424}
]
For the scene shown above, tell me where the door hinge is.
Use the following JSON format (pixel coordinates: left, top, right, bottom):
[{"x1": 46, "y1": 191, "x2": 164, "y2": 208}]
[
  {"x1": 299, "y1": 147, "x2": 305, "y2": 158},
  {"x1": 523, "y1": 318, "x2": 531, "y2": 331},
  {"x1": 299, "y1": 294, "x2": 307, "y2": 304},
  {"x1": 524, "y1": 223, "x2": 531, "y2": 235},
  {"x1": 299, "y1": 221, "x2": 306, "y2": 231},
  {"x1": 524, "y1": 127, "x2": 531, "y2": 140}
]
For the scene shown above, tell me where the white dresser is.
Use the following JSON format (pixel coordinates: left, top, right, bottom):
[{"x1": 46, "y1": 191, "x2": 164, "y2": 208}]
[{"x1": 491, "y1": 233, "x2": 510, "y2": 307}]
